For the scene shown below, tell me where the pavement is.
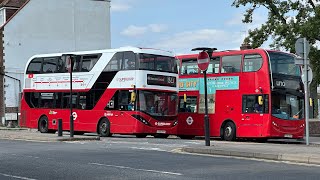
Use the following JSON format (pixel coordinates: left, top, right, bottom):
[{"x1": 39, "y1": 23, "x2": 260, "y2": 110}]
[
  {"x1": 181, "y1": 137, "x2": 320, "y2": 165},
  {"x1": 1, "y1": 126, "x2": 320, "y2": 165},
  {"x1": 0, "y1": 127, "x2": 100, "y2": 142}
]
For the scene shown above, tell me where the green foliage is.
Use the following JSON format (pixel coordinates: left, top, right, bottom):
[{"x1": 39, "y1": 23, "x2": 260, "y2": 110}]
[{"x1": 232, "y1": 0, "x2": 320, "y2": 84}]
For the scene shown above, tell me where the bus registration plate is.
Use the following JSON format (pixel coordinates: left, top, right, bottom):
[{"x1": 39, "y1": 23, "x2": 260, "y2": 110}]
[
  {"x1": 284, "y1": 134, "x2": 292, "y2": 138},
  {"x1": 156, "y1": 130, "x2": 166, "y2": 134}
]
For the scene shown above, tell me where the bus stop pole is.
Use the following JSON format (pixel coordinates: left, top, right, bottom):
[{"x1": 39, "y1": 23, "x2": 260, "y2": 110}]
[
  {"x1": 58, "y1": 119, "x2": 63, "y2": 137},
  {"x1": 304, "y1": 38, "x2": 309, "y2": 146},
  {"x1": 69, "y1": 57, "x2": 74, "y2": 138},
  {"x1": 203, "y1": 70, "x2": 210, "y2": 146}
]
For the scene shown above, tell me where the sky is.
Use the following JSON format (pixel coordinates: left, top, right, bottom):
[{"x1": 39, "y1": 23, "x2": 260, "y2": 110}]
[{"x1": 110, "y1": 0, "x2": 269, "y2": 55}]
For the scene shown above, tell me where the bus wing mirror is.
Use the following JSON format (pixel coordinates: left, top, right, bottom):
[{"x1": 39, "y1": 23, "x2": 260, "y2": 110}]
[
  {"x1": 131, "y1": 92, "x2": 136, "y2": 102},
  {"x1": 258, "y1": 96, "x2": 263, "y2": 105}
]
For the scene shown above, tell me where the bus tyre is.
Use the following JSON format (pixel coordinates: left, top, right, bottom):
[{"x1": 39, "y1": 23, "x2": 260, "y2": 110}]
[
  {"x1": 98, "y1": 118, "x2": 111, "y2": 137},
  {"x1": 38, "y1": 116, "x2": 49, "y2": 133},
  {"x1": 136, "y1": 134, "x2": 147, "y2": 138},
  {"x1": 223, "y1": 122, "x2": 236, "y2": 141},
  {"x1": 154, "y1": 134, "x2": 169, "y2": 138},
  {"x1": 74, "y1": 131, "x2": 85, "y2": 135}
]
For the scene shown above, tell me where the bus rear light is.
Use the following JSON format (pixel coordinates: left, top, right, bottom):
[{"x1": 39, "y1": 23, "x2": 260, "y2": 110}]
[
  {"x1": 300, "y1": 124, "x2": 305, "y2": 128},
  {"x1": 132, "y1": 115, "x2": 151, "y2": 126}
]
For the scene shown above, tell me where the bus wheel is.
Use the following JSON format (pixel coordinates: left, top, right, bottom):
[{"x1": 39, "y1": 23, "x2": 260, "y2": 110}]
[
  {"x1": 38, "y1": 116, "x2": 49, "y2": 133},
  {"x1": 98, "y1": 118, "x2": 111, "y2": 137},
  {"x1": 154, "y1": 134, "x2": 169, "y2": 138},
  {"x1": 223, "y1": 122, "x2": 236, "y2": 141},
  {"x1": 74, "y1": 131, "x2": 85, "y2": 135},
  {"x1": 136, "y1": 134, "x2": 147, "y2": 138},
  {"x1": 179, "y1": 135, "x2": 195, "y2": 139}
]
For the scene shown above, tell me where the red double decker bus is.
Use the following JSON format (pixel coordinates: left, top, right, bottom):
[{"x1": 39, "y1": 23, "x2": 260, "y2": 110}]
[
  {"x1": 20, "y1": 47, "x2": 178, "y2": 138},
  {"x1": 176, "y1": 49, "x2": 305, "y2": 140}
]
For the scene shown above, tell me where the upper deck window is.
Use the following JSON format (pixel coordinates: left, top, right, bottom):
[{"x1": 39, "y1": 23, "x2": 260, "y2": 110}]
[
  {"x1": 139, "y1": 54, "x2": 178, "y2": 73},
  {"x1": 180, "y1": 58, "x2": 198, "y2": 75},
  {"x1": 221, "y1": 55, "x2": 242, "y2": 73},
  {"x1": 27, "y1": 53, "x2": 101, "y2": 74},
  {"x1": 243, "y1": 54, "x2": 263, "y2": 72},
  {"x1": 27, "y1": 58, "x2": 42, "y2": 74},
  {"x1": 80, "y1": 54, "x2": 100, "y2": 72},
  {"x1": 268, "y1": 52, "x2": 300, "y2": 76},
  {"x1": 70, "y1": 53, "x2": 101, "y2": 72},
  {"x1": 104, "y1": 51, "x2": 136, "y2": 71},
  {"x1": 205, "y1": 57, "x2": 220, "y2": 74},
  {"x1": 42, "y1": 57, "x2": 58, "y2": 73}
]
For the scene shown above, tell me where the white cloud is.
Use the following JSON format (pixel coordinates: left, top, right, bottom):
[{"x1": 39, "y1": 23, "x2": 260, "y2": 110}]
[
  {"x1": 121, "y1": 25, "x2": 148, "y2": 37},
  {"x1": 121, "y1": 24, "x2": 168, "y2": 37},
  {"x1": 111, "y1": 0, "x2": 132, "y2": 12},
  {"x1": 148, "y1": 24, "x2": 168, "y2": 33},
  {"x1": 151, "y1": 29, "x2": 244, "y2": 54}
]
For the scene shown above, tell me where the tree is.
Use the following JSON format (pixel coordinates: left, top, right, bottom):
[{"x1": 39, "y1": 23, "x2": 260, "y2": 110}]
[{"x1": 232, "y1": 0, "x2": 320, "y2": 84}]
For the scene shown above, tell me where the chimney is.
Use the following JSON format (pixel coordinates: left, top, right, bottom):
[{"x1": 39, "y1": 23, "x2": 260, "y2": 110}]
[{"x1": 240, "y1": 42, "x2": 252, "y2": 50}]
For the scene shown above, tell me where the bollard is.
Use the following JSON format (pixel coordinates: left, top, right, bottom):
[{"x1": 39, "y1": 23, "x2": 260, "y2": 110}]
[{"x1": 58, "y1": 118, "x2": 63, "y2": 136}]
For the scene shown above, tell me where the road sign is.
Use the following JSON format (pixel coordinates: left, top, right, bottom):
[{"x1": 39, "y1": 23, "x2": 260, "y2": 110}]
[
  {"x1": 301, "y1": 66, "x2": 313, "y2": 86},
  {"x1": 295, "y1": 57, "x2": 309, "y2": 65},
  {"x1": 295, "y1": 38, "x2": 310, "y2": 57},
  {"x1": 197, "y1": 51, "x2": 210, "y2": 71}
]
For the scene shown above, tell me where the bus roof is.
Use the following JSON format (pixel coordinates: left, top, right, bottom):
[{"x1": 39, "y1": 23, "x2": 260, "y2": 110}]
[
  {"x1": 26, "y1": 46, "x2": 174, "y2": 63},
  {"x1": 176, "y1": 48, "x2": 294, "y2": 59}
]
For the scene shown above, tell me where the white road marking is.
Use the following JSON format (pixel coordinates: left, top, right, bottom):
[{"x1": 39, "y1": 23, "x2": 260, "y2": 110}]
[
  {"x1": 0, "y1": 173, "x2": 37, "y2": 180},
  {"x1": 89, "y1": 162, "x2": 183, "y2": 176},
  {"x1": 130, "y1": 147, "x2": 168, "y2": 152},
  {"x1": 184, "y1": 141, "x2": 201, "y2": 144}
]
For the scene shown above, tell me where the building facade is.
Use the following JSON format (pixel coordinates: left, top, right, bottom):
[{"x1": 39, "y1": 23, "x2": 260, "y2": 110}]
[{"x1": 0, "y1": 0, "x2": 111, "y2": 125}]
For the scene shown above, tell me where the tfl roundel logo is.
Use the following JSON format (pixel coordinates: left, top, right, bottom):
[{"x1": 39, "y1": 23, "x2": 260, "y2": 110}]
[{"x1": 186, "y1": 116, "x2": 193, "y2": 125}]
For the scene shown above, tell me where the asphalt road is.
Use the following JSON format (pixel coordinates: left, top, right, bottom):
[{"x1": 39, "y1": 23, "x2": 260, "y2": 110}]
[{"x1": 0, "y1": 136, "x2": 320, "y2": 180}]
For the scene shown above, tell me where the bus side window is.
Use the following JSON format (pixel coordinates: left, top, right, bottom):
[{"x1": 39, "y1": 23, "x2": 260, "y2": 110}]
[
  {"x1": 42, "y1": 57, "x2": 58, "y2": 73},
  {"x1": 72, "y1": 56, "x2": 81, "y2": 72},
  {"x1": 57, "y1": 57, "x2": 66, "y2": 73},
  {"x1": 81, "y1": 54, "x2": 101, "y2": 72},
  {"x1": 221, "y1": 55, "x2": 241, "y2": 73},
  {"x1": 123, "y1": 51, "x2": 136, "y2": 70},
  {"x1": 242, "y1": 95, "x2": 268, "y2": 113},
  {"x1": 27, "y1": 58, "x2": 43, "y2": 74},
  {"x1": 104, "y1": 52, "x2": 123, "y2": 72},
  {"x1": 179, "y1": 96, "x2": 197, "y2": 113}
]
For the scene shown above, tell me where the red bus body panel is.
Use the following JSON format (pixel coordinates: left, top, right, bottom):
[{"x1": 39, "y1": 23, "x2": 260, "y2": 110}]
[{"x1": 176, "y1": 49, "x2": 304, "y2": 139}]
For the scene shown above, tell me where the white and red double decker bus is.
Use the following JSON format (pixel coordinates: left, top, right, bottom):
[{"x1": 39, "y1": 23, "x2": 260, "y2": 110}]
[
  {"x1": 176, "y1": 49, "x2": 305, "y2": 141},
  {"x1": 20, "y1": 47, "x2": 178, "y2": 138}
]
